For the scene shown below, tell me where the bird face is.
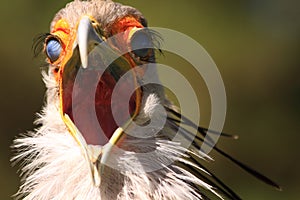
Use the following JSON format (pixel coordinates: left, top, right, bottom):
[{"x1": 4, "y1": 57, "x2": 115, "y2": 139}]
[
  {"x1": 48, "y1": 16, "x2": 146, "y2": 142},
  {"x1": 38, "y1": 1, "x2": 164, "y2": 186}
]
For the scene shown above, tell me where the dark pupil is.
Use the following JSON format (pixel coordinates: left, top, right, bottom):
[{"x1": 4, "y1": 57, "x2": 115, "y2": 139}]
[
  {"x1": 130, "y1": 31, "x2": 152, "y2": 58},
  {"x1": 46, "y1": 39, "x2": 62, "y2": 62}
]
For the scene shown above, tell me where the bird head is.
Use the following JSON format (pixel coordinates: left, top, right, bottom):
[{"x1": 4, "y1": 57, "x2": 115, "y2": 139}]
[{"x1": 38, "y1": 0, "x2": 166, "y2": 188}]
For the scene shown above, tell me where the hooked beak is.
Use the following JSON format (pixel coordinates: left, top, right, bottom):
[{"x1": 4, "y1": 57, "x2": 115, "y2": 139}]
[
  {"x1": 61, "y1": 16, "x2": 118, "y2": 187},
  {"x1": 60, "y1": 16, "x2": 140, "y2": 187}
]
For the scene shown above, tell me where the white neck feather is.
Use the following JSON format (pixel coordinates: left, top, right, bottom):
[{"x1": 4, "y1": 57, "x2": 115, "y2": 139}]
[{"x1": 12, "y1": 71, "x2": 219, "y2": 200}]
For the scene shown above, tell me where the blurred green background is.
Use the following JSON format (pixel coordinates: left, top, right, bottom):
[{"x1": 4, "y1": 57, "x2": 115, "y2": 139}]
[{"x1": 1, "y1": 0, "x2": 299, "y2": 199}]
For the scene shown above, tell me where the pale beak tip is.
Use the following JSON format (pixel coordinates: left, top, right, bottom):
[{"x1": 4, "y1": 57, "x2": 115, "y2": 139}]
[{"x1": 81, "y1": 58, "x2": 88, "y2": 69}]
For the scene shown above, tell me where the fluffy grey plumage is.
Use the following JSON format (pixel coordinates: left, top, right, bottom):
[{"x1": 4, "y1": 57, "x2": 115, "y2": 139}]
[{"x1": 51, "y1": 0, "x2": 146, "y2": 36}]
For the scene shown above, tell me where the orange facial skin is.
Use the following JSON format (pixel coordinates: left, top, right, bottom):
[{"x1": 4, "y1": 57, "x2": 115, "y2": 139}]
[
  {"x1": 50, "y1": 19, "x2": 75, "y2": 82},
  {"x1": 110, "y1": 16, "x2": 146, "y2": 78}
]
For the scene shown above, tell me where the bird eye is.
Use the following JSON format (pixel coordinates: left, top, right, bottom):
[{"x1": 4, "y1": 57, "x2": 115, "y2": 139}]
[
  {"x1": 45, "y1": 38, "x2": 62, "y2": 62},
  {"x1": 130, "y1": 30, "x2": 153, "y2": 58}
]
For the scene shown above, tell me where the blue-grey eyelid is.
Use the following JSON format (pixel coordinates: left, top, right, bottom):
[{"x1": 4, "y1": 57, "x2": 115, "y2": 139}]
[
  {"x1": 130, "y1": 30, "x2": 152, "y2": 58},
  {"x1": 45, "y1": 38, "x2": 62, "y2": 62}
]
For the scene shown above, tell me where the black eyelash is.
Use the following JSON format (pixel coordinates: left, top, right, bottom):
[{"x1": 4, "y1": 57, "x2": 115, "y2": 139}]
[{"x1": 32, "y1": 33, "x2": 51, "y2": 57}]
